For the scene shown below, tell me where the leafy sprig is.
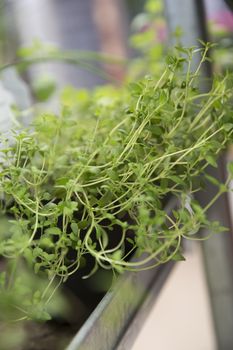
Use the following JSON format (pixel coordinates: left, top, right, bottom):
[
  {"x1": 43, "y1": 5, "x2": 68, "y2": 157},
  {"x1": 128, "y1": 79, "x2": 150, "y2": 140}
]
[{"x1": 0, "y1": 45, "x2": 233, "y2": 320}]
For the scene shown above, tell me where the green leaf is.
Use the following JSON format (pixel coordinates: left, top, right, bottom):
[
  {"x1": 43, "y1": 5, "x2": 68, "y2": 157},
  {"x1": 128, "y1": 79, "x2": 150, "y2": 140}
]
[
  {"x1": 0, "y1": 272, "x2": 6, "y2": 288},
  {"x1": 34, "y1": 263, "x2": 41, "y2": 274},
  {"x1": 71, "y1": 222, "x2": 79, "y2": 234},
  {"x1": 33, "y1": 75, "x2": 56, "y2": 102},
  {"x1": 56, "y1": 177, "x2": 70, "y2": 186},
  {"x1": 32, "y1": 307, "x2": 52, "y2": 321},
  {"x1": 126, "y1": 237, "x2": 135, "y2": 245},
  {"x1": 223, "y1": 123, "x2": 233, "y2": 132},
  {"x1": 63, "y1": 201, "x2": 78, "y2": 216},
  {"x1": 45, "y1": 227, "x2": 61, "y2": 236},
  {"x1": 206, "y1": 155, "x2": 217, "y2": 168},
  {"x1": 227, "y1": 162, "x2": 233, "y2": 177},
  {"x1": 23, "y1": 248, "x2": 34, "y2": 265},
  {"x1": 101, "y1": 230, "x2": 109, "y2": 249},
  {"x1": 33, "y1": 247, "x2": 43, "y2": 258},
  {"x1": 110, "y1": 249, "x2": 123, "y2": 261},
  {"x1": 150, "y1": 126, "x2": 163, "y2": 136},
  {"x1": 205, "y1": 174, "x2": 220, "y2": 187},
  {"x1": 172, "y1": 252, "x2": 186, "y2": 261},
  {"x1": 77, "y1": 220, "x2": 89, "y2": 229}
]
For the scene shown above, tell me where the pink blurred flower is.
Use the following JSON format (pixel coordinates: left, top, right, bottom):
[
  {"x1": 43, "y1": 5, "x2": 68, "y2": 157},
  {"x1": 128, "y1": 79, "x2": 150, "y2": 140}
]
[
  {"x1": 210, "y1": 10, "x2": 233, "y2": 31},
  {"x1": 155, "y1": 22, "x2": 167, "y2": 42}
]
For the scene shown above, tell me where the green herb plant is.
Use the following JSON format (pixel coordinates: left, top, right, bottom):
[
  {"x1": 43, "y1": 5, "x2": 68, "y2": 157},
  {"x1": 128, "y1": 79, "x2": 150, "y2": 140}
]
[{"x1": 0, "y1": 44, "x2": 233, "y2": 321}]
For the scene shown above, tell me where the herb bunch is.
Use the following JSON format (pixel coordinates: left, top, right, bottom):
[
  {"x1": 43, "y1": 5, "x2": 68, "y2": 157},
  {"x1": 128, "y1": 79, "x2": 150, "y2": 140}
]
[{"x1": 0, "y1": 45, "x2": 233, "y2": 320}]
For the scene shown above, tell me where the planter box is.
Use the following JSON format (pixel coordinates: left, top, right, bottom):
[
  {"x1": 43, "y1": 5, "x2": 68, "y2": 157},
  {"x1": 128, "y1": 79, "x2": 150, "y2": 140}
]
[
  {"x1": 66, "y1": 198, "x2": 177, "y2": 350},
  {"x1": 67, "y1": 262, "x2": 173, "y2": 350}
]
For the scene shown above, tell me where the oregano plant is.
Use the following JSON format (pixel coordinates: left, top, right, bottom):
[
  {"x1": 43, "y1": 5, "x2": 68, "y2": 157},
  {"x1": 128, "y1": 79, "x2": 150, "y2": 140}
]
[{"x1": 0, "y1": 44, "x2": 233, "y2": 321}]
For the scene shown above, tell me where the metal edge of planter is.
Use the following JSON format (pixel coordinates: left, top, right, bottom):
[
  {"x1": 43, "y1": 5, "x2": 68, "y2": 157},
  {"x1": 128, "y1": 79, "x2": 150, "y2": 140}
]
[
  {"x1": 115, "y1": 262, "x2": 174, "y2": 350},
  {"x1": 66, "y1": 262, "x2": 173, "y2": 350},
  {"x1": 66, "y1": 198, "x2": 177, "y2": 350}
]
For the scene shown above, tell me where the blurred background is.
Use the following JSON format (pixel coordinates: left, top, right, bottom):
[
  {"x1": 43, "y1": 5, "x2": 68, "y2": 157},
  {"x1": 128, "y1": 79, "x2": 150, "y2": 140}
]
[{"x1": 0, "y1": 0, "x2": 233, "y2": 349}]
